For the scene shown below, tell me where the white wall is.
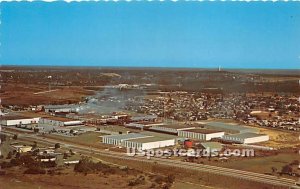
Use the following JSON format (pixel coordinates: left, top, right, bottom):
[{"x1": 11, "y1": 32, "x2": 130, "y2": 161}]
[
  {"x1": 243, "y1": 135, "x2": 269, "y2": 144},
  {"x1": 3, "y1": 118, "x2": 40, "y2": 126},
  {"x1": 39, "y1": 118, "x2": 63, "y2": 127},
  {"x1": 206, "y1": 132, "x2": 225, "y2": 140},
  {"x1": 141, "y1": 139, "x2": 175, "y2": 150},
  {"x1": 63, "y1": 120, "x2": 82, "y2": 126},
  {"x1": 223, "y1": 135, "x2": 269, "y2": 144}
]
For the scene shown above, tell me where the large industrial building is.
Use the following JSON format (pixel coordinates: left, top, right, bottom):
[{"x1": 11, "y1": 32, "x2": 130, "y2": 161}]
[
  {"x1": 201, "y1": 122, "x2": 259, "y2": 134},
  {"x1": 44, "y1": 105, "x2": 79, "y2": 113},
  {"x1": 222, "y1": 133, "x2": 269, "y2": 144},
  {"x1": 39, "y1": 116, "x2": 83, "y2": 127},
  {"x1": 149, "y1": 124, "x2": 196, "y2": 134},
  {"x1": 102, "y1": 132, "x2": 176, "y2": 150},
  {"x1": 178, "y1": 129, "x2": 225, "y2": 141},
  {"x1": 0, "y1": 115, "x2": 40, "y2": 126}
]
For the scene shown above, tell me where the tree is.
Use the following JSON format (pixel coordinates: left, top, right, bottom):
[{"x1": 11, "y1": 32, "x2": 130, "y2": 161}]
[
  {"x1": 69, "y1": 149, "x2": 75, "y2": 155},
  {"x1": 15, "y1": 152, "x2": 21, "y2": 159},
  {"x1": 166, "y1": 174, "x2": 175, "y2": 184},
  {"x1": 271, "y1": 167, "x2": 277, "y2": 174},
  {"x1": 33, "y1": 128, "x2": 39, "y2": 133},
  {"x1": 6, "y1": 151, "x2": 12, "y2": 159},
  {"x1": 54, "y1": 143, "x2": 60, "y2": 149},
  {"x1": 281, "y1": 165, "x2": 293, "y2": 175},
  {"x1": 12, "y1": 134, "x2": 18, "y2": 140},
  {"x1": 63, "y1": 153, "x2": 68, "y2": 159},
  {"x1": 32, "y1": 141, "x2": 37, "y2": 150},
  {"x1": 290, "y1": 160, "x2": 300, "y2": 166},
  {"x1": 0, "y1": 134, "x2": 6, "y2": 143}
]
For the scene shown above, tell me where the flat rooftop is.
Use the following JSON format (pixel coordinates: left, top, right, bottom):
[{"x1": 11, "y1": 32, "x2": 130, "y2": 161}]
[
  {"x1": 102, "y1": 133, "x2": 150, "y2": 141},
  {"x1": 203, "y1": 122, "x2": 259, "y2": 133},
  {"x1": 127, "y1": 136, "x2": 174, "y2": 143},
  {"x1": 99, "y1": 126, "x2": 135, "y2": 133},
  {"x1": 183, "y1": 129, "x2": 223, "y2": 134},
  {"x1": 140, "y1": 131, "x2": 178, "y2": 139},
  {"x1": 225, "y1": 132, "x2": 267, "y2": 139},
  {"x1": 1, "y1": 115, "x2": 39, "y2": 120},
  {"x1": 44, "y1": 105, "x2": 79, "y2": 109},
  {"x1": 42, "y1": 116, "x2": 77, "y2": 122},
  {"x1": 153, "y1": 124, "x2": 195, "y2": 130}
]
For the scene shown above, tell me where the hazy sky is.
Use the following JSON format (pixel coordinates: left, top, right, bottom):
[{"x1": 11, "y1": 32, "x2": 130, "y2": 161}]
[{"x1": 1, "y1": 2, "x2": 300, "y2": 69}]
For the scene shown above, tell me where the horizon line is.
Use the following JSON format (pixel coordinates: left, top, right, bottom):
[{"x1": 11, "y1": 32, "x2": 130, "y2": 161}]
[{"x1": 1, "y1": 64, "x2": 300, "y2": 71}]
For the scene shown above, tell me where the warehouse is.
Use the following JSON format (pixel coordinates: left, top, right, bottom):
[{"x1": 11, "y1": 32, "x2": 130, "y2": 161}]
[
  {"x1": 178, "y1": 129, "x2": 225, "y2": 141},
  {"x1": 102, "y1": 133, "x2": 175, "y2": 150},
  {"x1": 1, "y1": 115, "x2": 40, "y2": 126},
  {"x1": 98, "y1": 125, "x2": 133, "y2": 135},
  {"x1": 124, "y1": 137, "x2": 175, "y2": 150},
  {"x1": 39, "y1": 116, "x2": 83, "y2": 127},
  {"x1": 149, "y1": 124, "x2": 195, "y2": 134},
  {"x1": 130, "y1": 115, "x2": 158, "y2": 122},
  {"x1": 102, "y1": 133, "x2": 150, "y2": 146},
  {"x1": 44, "y1": 104, "x2": 79, "y2": 113},
  {"x1": 201, "y1": 122, "x2": 259, "y2": 134},
  {"x1": 222, "y1": 133, "x2": 269, "y2": 144},
  {"x1": 125, "y1": 122, "x2": 164, "y2": 130}
]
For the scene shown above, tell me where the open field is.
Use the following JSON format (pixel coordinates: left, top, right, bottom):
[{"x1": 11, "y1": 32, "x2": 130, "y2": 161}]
[
  {"x1": 40, "y1": 132, "x2": 108, "y2": 149},
  {"x1": 259, "y1": 128, "x2": 300, "y2": 148},
  {"x1": 1, "y1": 84, "x2": 95, "y2": 106},
  {"x1": 211, "y1": 152, "x2": 300, "y2": 174},
  {"x1": 0, "y1": 167, "x2": 154, "y2": 189}
]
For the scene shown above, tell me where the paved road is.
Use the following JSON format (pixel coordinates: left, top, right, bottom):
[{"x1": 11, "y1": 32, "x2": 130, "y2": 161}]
[{"x1": 2, "y1": 130, "x2": 297, "y2": 188}]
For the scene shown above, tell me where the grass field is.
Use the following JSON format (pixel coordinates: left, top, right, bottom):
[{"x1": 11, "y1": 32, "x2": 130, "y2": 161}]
[
  {"x1": 42, "y1": 131, "x2": 108, "y2": 149},
  {"x1": 212, "y1": 152, "x2": 300, "y2": 175}
]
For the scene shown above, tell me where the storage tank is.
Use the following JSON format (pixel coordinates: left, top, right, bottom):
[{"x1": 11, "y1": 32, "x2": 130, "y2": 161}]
[{"x1": 184, "y1": 140, "x2": 193, "y2": 148}]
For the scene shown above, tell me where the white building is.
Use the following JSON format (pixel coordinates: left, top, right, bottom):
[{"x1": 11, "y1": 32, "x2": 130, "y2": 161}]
[
  {"x1": 39, "y1": 117, "x2": 83, "y2": 127},
  {"x1": 178, "y1": 129, "x2": 225, "y2": 141},
  {"x1": 1, "y1": 115, "x2": 40, "y2": 126},
  {"x1": 102, "y1": 133, "x2": 175, "y2": 150},
  {"x1": 123, "y1": 137, "x2": 175, "y2": 150},
  {"x1": 222, "y1": 133, "x2": 269, "y2": 144},
  {"x1": 149, "y1": 125, "x2": 196, "y2": 134}
]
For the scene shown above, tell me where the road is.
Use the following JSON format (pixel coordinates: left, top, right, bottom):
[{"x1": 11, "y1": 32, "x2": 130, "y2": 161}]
[{"x1": 2, "y1": 130, "x2": 297, "y2": 188}]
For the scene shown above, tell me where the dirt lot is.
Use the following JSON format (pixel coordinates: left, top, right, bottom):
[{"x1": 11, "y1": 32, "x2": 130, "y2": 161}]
[
  {"x1": 1, "y1": 84, "x2": 94, "y2": 106},
  {"x1": 259, "y1": 128, "x2": 300, "y2": 149}
]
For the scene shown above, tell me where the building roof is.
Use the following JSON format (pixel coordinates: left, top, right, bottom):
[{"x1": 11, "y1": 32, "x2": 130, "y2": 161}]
[
  {"x1": 102, "y1": 133, "x2": 150, "y2": 141},
  {"x1": 42, "y1": 116, "x2": 78, "y2": 122},
  {"x1": 203, "y1": 122, "x2": 259, "y2": 133},
  {"x1": 182, "y1": 129, "x2": 223, "y2": 134},
  {"x1": 99, "y1": 125, "x2": 134, "y2": 133},
  {"x1": 44, "y1": 105, "x2": 79, "y2": 109},
  {"x1": 1, "y1": 115, "x2": 39, "y2": 120},
  {"x1": 225, "y1": 132, "x2": 268, "y2": 139},
  {"x1": 140, "y1": 131, "x2": 178, "y2": 139},
  {"x1": 131, "y1": 115, "x2": 157, "y2": 121},
  {"x1": 152, "y1": 124, "x2": 195, "y2": 130},
  {"x1": 127, "y1": 136, "x2": 174, "y2": 143}
]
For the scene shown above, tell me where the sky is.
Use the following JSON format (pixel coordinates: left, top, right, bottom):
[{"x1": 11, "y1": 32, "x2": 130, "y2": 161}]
[{"x1": 1, "y1": 2, "x2": 300, "y2": 69}]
